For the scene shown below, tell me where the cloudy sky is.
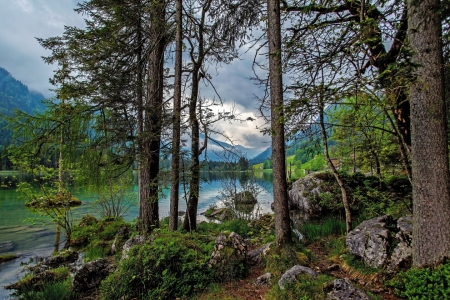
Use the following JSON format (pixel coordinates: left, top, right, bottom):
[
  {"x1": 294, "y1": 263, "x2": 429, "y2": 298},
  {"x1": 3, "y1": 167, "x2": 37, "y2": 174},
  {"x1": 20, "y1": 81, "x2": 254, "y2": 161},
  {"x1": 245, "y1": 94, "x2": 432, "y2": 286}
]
[{"x1": 0, "y1": 0, "x2": 271, "y2": 154}]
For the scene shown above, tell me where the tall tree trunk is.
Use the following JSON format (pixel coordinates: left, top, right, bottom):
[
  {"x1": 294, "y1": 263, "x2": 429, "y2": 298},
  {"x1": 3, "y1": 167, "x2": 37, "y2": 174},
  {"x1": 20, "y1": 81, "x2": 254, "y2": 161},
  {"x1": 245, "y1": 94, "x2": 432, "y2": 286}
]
[
  {"x1": 409, "y1": 0, "x2": 450, "y2": 268},
  {"x1": 182, "y1": 0, "x2": 211, "y2": 232},
  {"x1": 139, "y1": 0, "x2": 166, "y2": 234},
  {"x1": 318, "y1": 97, "x2": 352, "y2": 233},
  {"x1": 267, "y1": 0, "x2": 292, "y2": 248},
  {"x1": 183, "y1": 68, "x2": 200, "y2": 232},
  {"x1": 169, "y1": 0, "x2": 183, "y2": 231}
]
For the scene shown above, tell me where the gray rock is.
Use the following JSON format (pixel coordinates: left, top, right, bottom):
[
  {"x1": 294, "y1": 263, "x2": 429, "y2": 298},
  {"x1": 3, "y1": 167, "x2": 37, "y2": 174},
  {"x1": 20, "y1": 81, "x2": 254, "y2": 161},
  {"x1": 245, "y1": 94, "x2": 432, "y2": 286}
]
[
  {"x1": 121, "y1": 235, "x2": 147, "y2": 260},
  {"x1": 288, "y1": 174, "x2": 323, "y2": 216},
  {"x1": 72, "y1": 258, "x2": 115, "y2": 292},
  {"x1": 0, "y1": 241, "x2": 15, "y2": 253},
  {"x1": 111, "y1": 226, "x2": 130, "y2": 254},
  {"x1": 209, "y1": 232, "x2": 249, "y2": 281},
  {"x1": 346, "y1": 215, "x2": 392, "y2": 268},
  {"x1": 324, "y1": 279, "x2": 370, "y2": 300},
  {"x1": 278, "y1": 265, "x2": 317, "y2": 289},
  {"x1": 247, "y1": 243, "x2": 271, "y2": 266},
  {"x1": 253, "y1": 272, "x2": 271, "y2": 287},
  {"x1": 234, "y1": 191, "x2": 257, "y2": 205},
  {"x1": 389, "y1": 216, "x2": 412, "y2": 271}
]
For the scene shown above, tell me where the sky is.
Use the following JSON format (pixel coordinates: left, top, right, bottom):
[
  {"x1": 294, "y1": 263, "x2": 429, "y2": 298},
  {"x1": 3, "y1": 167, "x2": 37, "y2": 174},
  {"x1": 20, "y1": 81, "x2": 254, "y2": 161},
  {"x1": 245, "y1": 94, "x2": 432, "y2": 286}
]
[{"x1": 0, "y1": 0, "x2": 271, "y2": 154}]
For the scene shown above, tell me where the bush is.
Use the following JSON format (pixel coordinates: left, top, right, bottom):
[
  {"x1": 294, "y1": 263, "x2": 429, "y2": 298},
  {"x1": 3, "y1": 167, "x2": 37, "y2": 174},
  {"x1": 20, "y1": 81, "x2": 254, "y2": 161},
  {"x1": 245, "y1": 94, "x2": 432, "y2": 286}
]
[
  {"x1": 388, "y1": 262, "x2": 450, "y2": 299},
  {"x1": 13, "y1": 278, "x2": 74, "y2": 300},
  {"x1": 100, "y1": 230, "x2": 216, "y2": 300}
]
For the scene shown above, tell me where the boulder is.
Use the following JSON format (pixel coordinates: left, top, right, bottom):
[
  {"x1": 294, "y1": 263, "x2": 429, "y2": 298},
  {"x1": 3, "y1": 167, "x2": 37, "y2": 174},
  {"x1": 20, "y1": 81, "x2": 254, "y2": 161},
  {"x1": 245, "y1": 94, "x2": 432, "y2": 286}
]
[
  {"x1": 278, "y1": 265, "x2": 317, "y2": 289},
  {"x1": 72, "y1": 258, "x2": 115, "y2": 292},
  {"x1": 247, "y1": 243, "x2": 271, "y2": 266},
  {"x1": 207, "y1": 208, "x2": 233, "y2": 221},
  {"x1": 0, "y1": 241, "x2": 15, "y2": 253},
  {"x1": 121, "y1": 235, "x2": 147, "y2": 260},
  {"x1": 45, "y1": 250, "x2": 79, "y2": 267},
  {"x1": 288, "y1": 174, "x2": 323, "y2": 216},
  {"x1": 234, "y1": 191, "x2": 257, "y2": 205},
  {"x1": 388, "y1": 216, "x2": 412, "y2": 271},
  {"x1": 324, "y1": 279, "x2": 370, "y2": 300},
  {"x1": 209, "y1": 232, "x2": 249, "y2": 281},
  {"x1": 253, "y1": 272, "x2": 271, "y2": 287},
  {"x1": 111, "y1": 226, "x2": 131, "y2": 254},
  {"x1": 346, "y1": 215, "x2": 392, "y2": 268}
]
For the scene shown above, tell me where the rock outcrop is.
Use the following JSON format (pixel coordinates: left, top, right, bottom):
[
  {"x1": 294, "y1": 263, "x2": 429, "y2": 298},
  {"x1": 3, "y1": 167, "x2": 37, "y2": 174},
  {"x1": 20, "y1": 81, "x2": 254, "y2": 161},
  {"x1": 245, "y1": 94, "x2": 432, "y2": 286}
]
[
  {"x1": 209, "y1": 232, "x2": 249, "y2": 281},
  {"x1": 323, "y1": 279, "x2": 371, "y2": 300},
  {"x1": 346, "y1": 215, "x2": 392, "y2": 268},
  {"x1": 346, "y1": 215, "x2": 412, "y2": 270},
  {"x1": 388, "y1": 215, "x2": 412, "y2": 270},
  {"x1": 253, "y1": 272, "x2": 271, "y2": 287},
  {"x1": 121, "y1": 235, "x2": 148, "y2": 260},
  {"x1": 247, "y1": 243, "x2": 271, "y2": 266},
  {"x1": 111, "y1": 226, "x2": 131, "y2": 254},
  {"x1": 72, "y1": 258, "x2": 115, "y2": 292},
  {"x1": 278, "y1": 265, "x2": 318, "y2": 289},
  {"x1": 45, "y1": 249, "x2": 79, "y2": 267}
]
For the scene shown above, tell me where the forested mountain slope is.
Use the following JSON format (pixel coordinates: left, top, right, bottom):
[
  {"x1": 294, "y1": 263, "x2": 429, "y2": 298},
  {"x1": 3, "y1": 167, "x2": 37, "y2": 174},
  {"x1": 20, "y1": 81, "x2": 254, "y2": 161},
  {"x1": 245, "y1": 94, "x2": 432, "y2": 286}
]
[{"x1": 0, "y1": 67, "x2": 45, "y2": 146}]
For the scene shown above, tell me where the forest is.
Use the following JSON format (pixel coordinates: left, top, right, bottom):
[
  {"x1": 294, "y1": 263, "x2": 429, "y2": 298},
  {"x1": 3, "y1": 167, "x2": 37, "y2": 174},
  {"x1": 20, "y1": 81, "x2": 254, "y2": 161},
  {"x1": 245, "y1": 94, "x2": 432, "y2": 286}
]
[{"x1": 2, "y1": 0, "x2": 450, "y2": 299}]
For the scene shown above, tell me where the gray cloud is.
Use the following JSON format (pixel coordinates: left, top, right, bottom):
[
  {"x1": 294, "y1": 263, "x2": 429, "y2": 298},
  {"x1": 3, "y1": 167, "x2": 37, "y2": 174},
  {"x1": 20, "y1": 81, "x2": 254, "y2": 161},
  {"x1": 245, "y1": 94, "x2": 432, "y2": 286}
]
[
  {"x1": 0, "y1": 1, "x2": 270, "y2": 151},
  {"x1": 0, "y1": 0, "x2": 84, "y2": 96}
]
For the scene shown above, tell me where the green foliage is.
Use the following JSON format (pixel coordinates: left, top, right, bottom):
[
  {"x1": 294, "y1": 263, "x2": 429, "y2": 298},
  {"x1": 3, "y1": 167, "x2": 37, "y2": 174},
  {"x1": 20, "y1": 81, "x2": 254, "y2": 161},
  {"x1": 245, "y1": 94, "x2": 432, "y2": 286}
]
[
  {"x1": 100, "y1": 230, "x2": 216, "y2": 300},
  {"x1": 309, "y1": 172, "x2": 411, "y2": 219},
  {"x1": 301, "y1": 154, "x2": 326, "y2": 173},
  {"x1": 12, "y1": 267, "x2": 73, "y2": 300},
  {"x1": 301, "y1": 217, "x2": 346, "y2": 241},
  {"x1": 263, "y1": 159, "x2": 273, "y2": 169},
  {"x1": 387, "y1": 262, "x2": 450, "y2": 299},
  {"x1": 12, "y1": 277, "x2": 74, "y2": 300},
  {"x1": 342, "y1": 254, "x2": 379, "y2": 275},
  {"x1": 71, "y1": 216, "x2": 129, "y2": 259},
  {"x1": 84, "y1": 242, "x2": 109, "y2": 263},
  {"x1": 223, "y1": 219, "x2": 251, "y2": 238},
  {"x1": 266, "y1": 274, "x2": 333, "y2": 300}
]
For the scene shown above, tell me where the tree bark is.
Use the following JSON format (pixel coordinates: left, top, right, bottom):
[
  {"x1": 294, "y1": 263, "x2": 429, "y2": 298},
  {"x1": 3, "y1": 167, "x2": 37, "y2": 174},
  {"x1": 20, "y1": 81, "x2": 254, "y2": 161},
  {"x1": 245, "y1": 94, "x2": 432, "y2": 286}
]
[
  {"x1": 139, "y1": 0, "x2": 167, "y2": 234},
  {"x1": 169, "y1": 0, "x2": 183, "y2": 231},
  {"x1": 267, "y1": 0, "x2": 292, "y2": 248},
  {"x1": 409, "y1": 0, "x2": 450, "y2": 267}
]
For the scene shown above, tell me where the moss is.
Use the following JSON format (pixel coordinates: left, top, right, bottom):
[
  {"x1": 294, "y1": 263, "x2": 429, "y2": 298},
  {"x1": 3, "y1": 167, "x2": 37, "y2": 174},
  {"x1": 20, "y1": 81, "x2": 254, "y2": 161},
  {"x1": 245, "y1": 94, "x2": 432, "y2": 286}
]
[{"x1": 0, "y1": 254, "x2": 18, "y2": 263}]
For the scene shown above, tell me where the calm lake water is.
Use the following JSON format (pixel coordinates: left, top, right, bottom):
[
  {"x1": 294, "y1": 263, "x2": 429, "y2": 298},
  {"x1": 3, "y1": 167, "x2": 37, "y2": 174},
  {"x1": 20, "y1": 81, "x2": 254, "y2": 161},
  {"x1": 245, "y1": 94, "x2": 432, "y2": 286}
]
[{"x1": 0, "y1": 171, "x2": 274, "y2": 299}]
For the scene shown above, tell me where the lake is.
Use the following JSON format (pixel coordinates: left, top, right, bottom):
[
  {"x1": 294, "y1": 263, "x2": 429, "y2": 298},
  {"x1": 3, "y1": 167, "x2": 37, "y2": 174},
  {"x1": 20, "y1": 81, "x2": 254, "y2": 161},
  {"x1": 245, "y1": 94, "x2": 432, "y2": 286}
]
[{"x1": 0, "y1": 171, "x2": 274, "y2": 299}]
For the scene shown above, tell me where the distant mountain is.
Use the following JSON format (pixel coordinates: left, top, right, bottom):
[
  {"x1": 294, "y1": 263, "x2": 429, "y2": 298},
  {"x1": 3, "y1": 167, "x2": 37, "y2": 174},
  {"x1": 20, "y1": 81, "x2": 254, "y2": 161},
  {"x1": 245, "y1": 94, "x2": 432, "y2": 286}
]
[
  {"x1": 198, "y1": 133, "x2": 263, "y2": 161},
  {"x1": 249, "y1": 147, "x2": 272, "y2": 165},
  {"x1": 0, "y1": 67, "x2": 46, "y2": 146}
]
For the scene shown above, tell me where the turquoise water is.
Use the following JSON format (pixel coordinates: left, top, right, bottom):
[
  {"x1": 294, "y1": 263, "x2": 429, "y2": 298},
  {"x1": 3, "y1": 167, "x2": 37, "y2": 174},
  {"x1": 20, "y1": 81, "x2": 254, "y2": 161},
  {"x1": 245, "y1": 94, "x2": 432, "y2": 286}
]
[{"x1": 0, "y1": 172, "x2": 273, "y2": 299}]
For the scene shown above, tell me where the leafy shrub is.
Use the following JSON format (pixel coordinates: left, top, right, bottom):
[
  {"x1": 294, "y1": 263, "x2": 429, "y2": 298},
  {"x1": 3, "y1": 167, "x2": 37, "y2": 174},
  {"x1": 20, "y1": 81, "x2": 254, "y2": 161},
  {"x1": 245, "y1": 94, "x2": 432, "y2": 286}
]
[
  {"x1": 310, "y1": 172, "x2": 411, "y2": 218},
  {"x1": 13, "y1": 278, "x2": 75, "y2": 300},
  {"x1": 11, "y1": 267, "x2": 74, "y2": 300},
  {"x1": 224, "y1": 219, "x2": 251, "y2": 238},
  {"x1": 100, "y1": 231, "x2": 216, "y2": 300},
  {"x1": 388, "y1": 262, "x2": 450, "y2": 299}
]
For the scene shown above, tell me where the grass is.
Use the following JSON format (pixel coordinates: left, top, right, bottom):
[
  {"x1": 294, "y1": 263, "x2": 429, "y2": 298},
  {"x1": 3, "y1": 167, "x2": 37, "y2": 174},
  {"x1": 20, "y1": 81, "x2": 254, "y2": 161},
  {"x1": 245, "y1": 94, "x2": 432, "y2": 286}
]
[
  {"x1": 13, "y1": 277, "x2": 75, "y2": 300},
  {"x1": 301, "y1": 217, "x2": 346, "y2": 241}
]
